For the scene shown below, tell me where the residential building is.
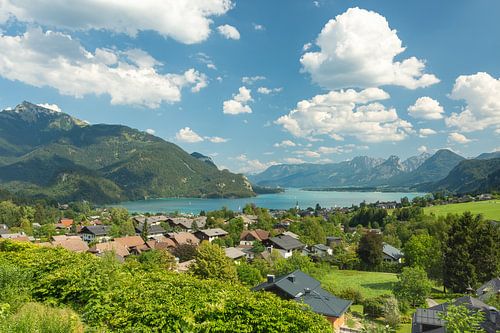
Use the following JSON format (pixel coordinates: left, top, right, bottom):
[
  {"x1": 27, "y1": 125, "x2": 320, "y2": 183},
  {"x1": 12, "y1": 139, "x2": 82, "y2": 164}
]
[
  {"x1": 135, "y1": 223, "x2": 166, "y2": 239},
  {"x1": 239, "y1": 229, "x2": 269, "y2": 246},
  {"x1": 326, "y1": 236, "x2": 342, "y2": 247},
  {"x1": 224, "y1": 247, "x2": 246, "y2": 261},
  {"x1": 264, "y1": 234, "x2": 305, "y2": 258},
  {"x1": 50, "y1": 235, "x2": 89, "y2": 253},
  {"x1": 133, "y1": 215, "x2": 168, "y2": 225},
  {"x1": 166, "y1": 216, "x2": 206, "y2": 232},
  {"x1": 114, "y1": 235, "x2": 149, "y2": 253},
  {"x1": 253, "y1": 270, "x2": 352, "y2": 332},
  {"x1": 167, "y1": 232, "x2": 200, "y2": 246},
  {"x1": 89, "y1": 241, "x2": 130, "y2": 259},
  {"x1": 476, "y1": 278, "x2": 500, "y2": 301},
  {"x1": 80, "y1": 225, "x2": 111, "y2": 243},
  {"x1": 382, "y1": 242, "x2": 404, "y2": 263},
  {"x1": 411, "y1": 296, "x2": 499, "y2": 333},
  {"x1": 194, "y1": 228, "x2": 228, "y2": 243},
  {"x1": 310, "y1": 244, "x2": 333, "y2": 257}
]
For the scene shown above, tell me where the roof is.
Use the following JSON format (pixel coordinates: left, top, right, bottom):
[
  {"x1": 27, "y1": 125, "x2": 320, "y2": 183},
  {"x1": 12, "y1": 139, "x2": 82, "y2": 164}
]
[
  {"x1": 224, "y1": 247, "x2": 246, "y2": 260},
  {"x1": 114, "y1": 236, "x2": 145, "y2": 249},
  {"x1": 383, "y1": 242, "x2": 404, "y2": 260},
  {"x1": 281, "y1": 231, "x2": 300, "y2": 239},
  {"x1": 477, "y1": 277, "x2": 500, "y2": 298},
  {"x1": 197, "y1": 228, "x2": 228, "y2": 237},
  {"x1": 80, "y1": 225, "x2": 110, "y2": 236},
  {"x1": 51, "y1": 235, "x2": 81, "y2": 242},
  {"x1": 134, "y1": 215, "x2": 168, "y2": 224},
  {"x1": 268, "y1": 234, "x2": 305, "y2": 250},
  {"x1": 59, "y1": 218, "x2": 74, "y2": 227},
  {"x1": 147, "y1": 239, "x2": 176, "y2": 250},
  {"x1": 253, "y1": 270, "x2": 351, "y2": 317},
  {"x1": 313, "y1": 244, "x2": 331, "y2": 251},
  {"x1": 168, "y1": 232, "x2": 200, "y2": 246},
  {"x1": 52, "y1": 238, "x2": 89, "y2": 253},
  {"x1": 168, "y1": 217, "x2": 206, "y2": 230},
  {"x1": 240, "y1": 229, "x2": 269, "y2": 242},
  {"x1": 91, "y1": 241, "x2": 130, "y2": 258},
  {"x1": 135, "y1": 223, "x2": 166, "y2": 235}
]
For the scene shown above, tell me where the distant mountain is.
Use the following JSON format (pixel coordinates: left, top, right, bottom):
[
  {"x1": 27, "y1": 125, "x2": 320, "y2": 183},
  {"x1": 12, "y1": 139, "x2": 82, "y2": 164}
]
[
  {"x1": 0, "y1": 102, "x2": 254, "y2": 203},
  {"x1": 476, "y1": 151, "x2": 500, "y2": 160},
  {"x1": 428, "y1": 158, "x2": 500, "y2": 194},
  {"x1": 191, "y1": 152, "x2": 217, "y2": 168},
  {"x1": 251, "y1": 150, "x2": 468, "y2": 190}
]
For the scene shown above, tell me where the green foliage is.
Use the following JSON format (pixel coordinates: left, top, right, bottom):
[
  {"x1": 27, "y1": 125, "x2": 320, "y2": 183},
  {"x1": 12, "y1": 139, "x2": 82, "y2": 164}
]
[
  {"x1": 350, "y1": 207, "x2": 388, "y2": 228},
  {"x1": 393, "y1": 267, "x2": 431, "y2": 307},
  {"x1": 273, "y1": 251, "x2": 314, "y2": 276},
  {"x1": 363, "y1": 295, "x2": 390, "y2": 318},
  {"x1": 0, "y1": 200, "x2": 21, "y2": 227},
  {"x1": 357, "y1": 231, "x2": 384, "y2": 269},
  {"x1": 236, "y1": 261, "x2": 263, "y2": 286},
  {"x1": 190, "y1": 241, "x2": 238, "y2": 282},
  {"x1": 0, "y1": 302, "x2": 84, "y2": 333},
  {"x1": 438, "y1": 304, "x2": 486, "y2": 333},
  {"x1": 171, "y1": 243, "x2": 198, "y2": 262},
  {"x1": 382, "y1": 296, "x2": 400, "y2": 328},
  {"x1": 136, "y1": 249, "x2": 175, "y2": 271},
  {"x1": 403, "y1": 234, "x2": 443, "y2": 281},
  {"x1": 330, "y1": 287, "x2": 364, "y2": 305}
]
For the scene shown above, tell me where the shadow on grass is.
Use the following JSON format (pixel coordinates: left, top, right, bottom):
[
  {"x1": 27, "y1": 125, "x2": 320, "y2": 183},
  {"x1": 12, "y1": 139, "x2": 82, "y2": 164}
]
[{"x1": 360, "y1": 281, "x2": 396, "y2": 291}]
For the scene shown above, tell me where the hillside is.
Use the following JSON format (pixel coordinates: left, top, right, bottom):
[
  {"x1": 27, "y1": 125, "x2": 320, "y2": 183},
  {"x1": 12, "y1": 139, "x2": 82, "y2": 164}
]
[
  {"x1": 0, "y1": 102, "x2": 254, "y2": 203},
  {"x1": 428, "y1": 158, "x2": 500, "y2": 194}
]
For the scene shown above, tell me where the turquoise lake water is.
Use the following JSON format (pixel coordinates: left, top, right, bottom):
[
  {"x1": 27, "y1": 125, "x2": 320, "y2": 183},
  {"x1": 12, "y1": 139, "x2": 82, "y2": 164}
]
[{"x1": 114, "y1": 188, "x2": 423, "y2": 214}]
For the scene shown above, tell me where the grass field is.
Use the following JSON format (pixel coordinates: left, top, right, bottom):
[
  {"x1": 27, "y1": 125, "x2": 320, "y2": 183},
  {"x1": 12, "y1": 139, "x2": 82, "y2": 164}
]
[
  {"x1": 423, "y1": 200, "x2": 500, "y2": 220},
  {"x1": 315, "y1": 269, "x2": 398, "y2": 299}
]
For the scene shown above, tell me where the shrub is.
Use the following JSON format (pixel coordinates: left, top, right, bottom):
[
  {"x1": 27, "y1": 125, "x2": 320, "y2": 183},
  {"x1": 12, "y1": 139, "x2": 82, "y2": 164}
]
[
  {"x1": 363, "y1": 295, "x2": 387, "y2": 318},
  {"x1": 336, "y1": 287, "x2": 364, "y2": 305}
]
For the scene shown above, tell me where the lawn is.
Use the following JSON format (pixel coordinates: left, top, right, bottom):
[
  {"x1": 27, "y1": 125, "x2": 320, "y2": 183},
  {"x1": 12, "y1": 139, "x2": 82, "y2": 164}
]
[
  {"x1": 315, "y1": 269, "x2": 398, "y2": 299},
  {"x1": 423, "y1": 200, "x2": 500, "y2": 220}
]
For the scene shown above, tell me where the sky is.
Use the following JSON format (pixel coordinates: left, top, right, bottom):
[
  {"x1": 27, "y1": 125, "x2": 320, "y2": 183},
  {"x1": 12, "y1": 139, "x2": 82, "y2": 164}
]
[{"x1": 0, "y1": 0, "x2": 499, "y2": 174}]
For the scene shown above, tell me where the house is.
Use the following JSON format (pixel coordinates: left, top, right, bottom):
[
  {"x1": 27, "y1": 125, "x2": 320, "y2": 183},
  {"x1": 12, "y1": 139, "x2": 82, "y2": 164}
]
[
  {"x1": 89, "y1": 241, "x2": 130, "y2": 259},
  {"x1": 114, "y1": 235, "x2": 149, "y2": 253},
  {"x1": 383, "y1": 243, "x2": 404, "y2": 263},
  {"x1": 310, "y1": 244, "x2": 333, "y2": 257},
  {"x1": 135, "y1": 223, "x2": 166, "y2": 239},
  {"x1": 239, "y1": 229, "x2": 269, "y2": 246},
  {"x1": 253, "y1": 270, "x2": 352, "y2": 332},
  {"x1": 51, "y1": 235, "x2": 89, "y2": 253},
  {"x1": 58, "y1": 218, "x2": 74, "y2": 228},
  {"x1": 264, "y1": 234, "x2": 305, "y2": 258},
  {"x1": 326, "y1": 236, "x2": 342, "y2": 247},
  {"x1": 167, "y1": 232, "x2": 200, "y2": 246},
  {"x1": 133, "y1": 215, "x2": 168, "y2": 225},
  {"x1": 281, "y1": 231, "x2": 300, "y2": 239},
  {"x1": 166, "y1": 217, "x2": 206, "y2": 232},
  {"x1": 0, "y1": 224, "x2": 9, "y2": 235},
  {"x1": 224, "y1": 247, "x2": 247, "y2": 261},
  {"x1": 194, "y1": 228, "x2": 228, "y2": 243},
  {"x1": 411, "y1": 296, "x2": 499, "y2": 333},
  {"x1": 476, "y1": 278, "x2": 500, "y2": 301},
  {"x1": 80, "y1": 225, "x2": 111, "y2": 243},
  {"x1": 146, "y1": 238, "x2": 176, "y2": 251},
  {"x1": 236, "y1": 214, "x2": 258, "y2": 228}
]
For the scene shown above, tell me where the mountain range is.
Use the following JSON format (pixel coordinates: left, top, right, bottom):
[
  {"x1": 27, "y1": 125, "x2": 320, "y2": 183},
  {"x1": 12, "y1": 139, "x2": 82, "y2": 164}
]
[
  {"x1": 251, "y1": 149, "x2": 500, "y2": 194},
  {"x1": 0, "y1": 102, "x2": 255, "y2": 203}
]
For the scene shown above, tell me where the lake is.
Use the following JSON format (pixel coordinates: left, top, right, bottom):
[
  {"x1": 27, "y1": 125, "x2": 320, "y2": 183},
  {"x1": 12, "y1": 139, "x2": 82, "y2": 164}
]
[{"x1": 114, "y1": 188, "x2": 423, "y2": 214}]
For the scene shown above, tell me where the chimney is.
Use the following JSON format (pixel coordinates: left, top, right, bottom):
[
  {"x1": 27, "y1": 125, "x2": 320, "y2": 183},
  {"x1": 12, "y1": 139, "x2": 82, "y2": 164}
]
[
  {"x1": 287, "y1": 274, "x2": 296, "y2": 283},
  {"x1": 267, "y1": 274, "x2": 275, "y2": 283},
  {"x1": 488, "y1": 307, "x2": 497, "y2": 324},
  {"x1": 304, "y1": 288, "x2": 311, "y2": 294}
]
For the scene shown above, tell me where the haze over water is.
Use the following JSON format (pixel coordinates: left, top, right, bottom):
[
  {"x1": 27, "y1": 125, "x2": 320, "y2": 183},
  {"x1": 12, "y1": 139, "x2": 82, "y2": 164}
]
[{"x1": 115, "y1": 188, "x2": 423, "y2": 214}]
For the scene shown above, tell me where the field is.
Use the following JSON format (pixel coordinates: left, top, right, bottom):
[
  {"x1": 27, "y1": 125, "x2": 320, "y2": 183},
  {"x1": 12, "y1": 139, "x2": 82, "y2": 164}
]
[
  {"x1": 316, "y1": 269, "x2": 398, "y2": 299},
  {"x1": 423, "y1": 200, "x2": 500, "y2": 220}
]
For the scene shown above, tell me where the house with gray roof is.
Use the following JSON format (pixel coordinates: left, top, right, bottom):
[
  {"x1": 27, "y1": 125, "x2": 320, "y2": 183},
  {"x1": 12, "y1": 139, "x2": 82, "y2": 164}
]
[
  {"x1": 253, "y1": 270, "x2": 351, "y2": 331},
  {"x1": 383, "y1": 242, "x2": 404, "y2": 263},
  {"x1": 477, "y1": 277, "x2": 500, "y2": 301},
  {"x1": 310, "y1": 244, "x2": 333, "y2": 257},
  {"x1": 411, "y1": 296, "x2": 499, "y2": 333},
  {"x1": 135, "y1": 223, "x2": 166, "y2": 239},
  {"x1": 194, "y1": 228, "x2": 228, "y2": 242},
  {"x1": 79, "y1": 225, "x2": 111, "y2": 243},
  {"x1": 264, "y1": 234, "x2": 305, "y2": 258}
]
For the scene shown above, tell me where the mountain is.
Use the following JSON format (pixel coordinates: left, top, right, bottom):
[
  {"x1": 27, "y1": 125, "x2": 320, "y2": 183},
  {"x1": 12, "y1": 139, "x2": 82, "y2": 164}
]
[
  {"x1": 0, "y1": 102, "x2": 254, "y2": 203},
  {"x1": 428, "y1": 158, "x2": 500, "y2": 194},
  {"x1": 476, "y1": 151, "x2": 500, "y2": 160},
  {"x1": 191, "y1": 152, "x2": 217, "y2": 168},
  {"x1": 251, "y1": 150, "x2": 463, "y2": 189}
]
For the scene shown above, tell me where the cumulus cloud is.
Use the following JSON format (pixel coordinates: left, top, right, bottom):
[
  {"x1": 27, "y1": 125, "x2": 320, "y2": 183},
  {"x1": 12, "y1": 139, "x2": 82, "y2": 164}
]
[
  {"x1": 234, "y1": 154, "x2": 277, "y2": 174},
  {"x1": 195, "y1": 52, "x2": 217, "y2": 70},
  {"x1": 207, "y1": 136, "x2": 228, "y2": 143},
  {"x1": 0, "y1": 0, "x2": 233, "y2": 44},
  {"x1": 257, "y1": 86, "x2": 283, "y2": 95},
  {"x1": 274, "y1": 140, "x2": 296, "y2": 148},
  {"x1": 448, "y1": 132, "x2": 473, "y2": 144},
  {"x1": 0, "y1": 28, "x2": 207, "y2": 108},
  {"x1": 176, "y1": 127, "x2": 204, "y2": 143},
  {"x1": 37, "y1": 103, "x2": 61, "y2": 112},
  {"x1": 223, "y1": 86, "x2": 253, "y2": 115},
  {"x1": 417, "y1": 145, "x2": 428, "y2": 153},
  {"x1": 419, "y1": 128, "x2": 437, "y2": 138},
  {"x1": 295, "y1": 150, "x2": 321, "y2": 158},
  {"x1": 217, "y1": 24, "x2": 240, "y2": 40},
  {"x1": 300, "y1": 7, "x2": 439, "y2": 90},
  {"x1": 446, "y1": 72, "x2": 500, "y2": 132},
  {"x1": 302, "y1": 42, "x2": 312, "y2": 52},
  {"x1": 145, "y1": 128, "x2": 156, "y2": 135},
  {"x1": 275, "y1": 88, "x2": 413, "y2": 143},
  {"x1": 242, "y1": 76, "x2": 266, "y2": 85},
  {"x1": 283, "y1": 157, "x2": 306, "y2": 164},
  {"x1": 408, "y1": 97, "x2": 444, "y2": 120}
]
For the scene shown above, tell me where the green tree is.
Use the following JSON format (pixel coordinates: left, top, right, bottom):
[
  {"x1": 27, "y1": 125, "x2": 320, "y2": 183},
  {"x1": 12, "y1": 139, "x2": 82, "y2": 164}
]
[
  {"x1": 0, "y1": 201, "x2": 21, "y2": 228},
  {"x1": 404, "y1": 234, "x2": 443, "y2": 281},
  {"x1": 357, "y1": 231, "x2": 383, "y2": 269},
  {"x1": 383, "y1": 296, "x2": 400, "y2": 328},
  {"x1": 141, "y1": 221, "x2": 149, "y2": 241},
  {"x1": 171, "y1": 244, "x2": 198, "y2": 262},
  {"x1": 393, "y1": 266, "x2": 431, "y2": 307},
  {"x1": 237, "y1": 261, "x2": 263, "y2": 286},
  {"x1": 273, "y1": 251, "x2": 314, "y2": 275},
  {"x1": 190, "y1": 242, "x2": 238, "y2": 282},
  {"x1": 438, "y1": 304, "x2": 486, "y2": 333},
  {"x1": 472, "y1": 220, "x2": 500, "y2": 284}
]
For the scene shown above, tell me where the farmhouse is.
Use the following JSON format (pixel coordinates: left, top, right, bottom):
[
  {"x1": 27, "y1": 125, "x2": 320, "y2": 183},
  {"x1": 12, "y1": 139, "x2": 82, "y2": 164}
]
[
  {"x1": 264, "y1": 234, "x2": 305, "y2": 258},
  {"x1": 80, "y1": 225, "x2": 111, "y2": 243},
  {"x1": 382, "y1": 243, "x2": 404, "y2": 263}
]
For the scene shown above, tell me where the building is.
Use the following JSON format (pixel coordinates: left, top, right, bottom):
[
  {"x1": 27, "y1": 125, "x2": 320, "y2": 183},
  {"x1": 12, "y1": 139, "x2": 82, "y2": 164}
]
[
  {"x1": 167, "y1": 232, "x2": 200, "y2": 246},
  {"x1": 89, "y1": 241, "x2": 130, "y2": 259},
  {"x1": 80, "y1": 225, "x2": 111, "y2": 243},
  {"x1": 224, "y1": 247, "x2": 246, "y2": 261},
  {"x1": 194, "y1": 228, "x2": 228, "y2": 243},
  {"x1": 166, "y1": 217, "x2": 206, "y2": 232},
  {"x1": 476, "y1": 278, "x2": 500, "y2": 301},
  {"x1": 264, "y1": 234, "x2": 305, "y2": 258},
  {"x1": 382, "y1": 242, "x2": 404, "y2": 263},
  {"x1": 114, "y1": 235, "x2": 150, "y2": 253},
  {"x1": 133, "y1": 215, "x2": 168, "y2": 225},
  {"x1": 50, "y1": 235, "x2": 89, "y2": 253},
  {"x1": 135, "y1": 223, "x2": 166, "y2": 239},
  {"x1": 253, "y1": 270, "x2": 351, "y2": 332},
  {"x1": 239, "y1": 229, "x2": 269, "y2": 246},
  {"x1": 411, "y1": 296, "x2": 499, "y2": 333},
  {"x1": 326, "y1": 236, "x2": 342, "y2": 247},
  {"x1": 310, "y1": 244, "x2": 333, "y2": 257}
]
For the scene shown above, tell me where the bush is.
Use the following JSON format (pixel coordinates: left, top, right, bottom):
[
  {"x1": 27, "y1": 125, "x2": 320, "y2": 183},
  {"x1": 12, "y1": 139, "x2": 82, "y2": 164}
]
[
  {"x1": 335, "y1": 287, "x2": 364, "y2": 305},
  {"x1": 363, "y1": 295, "x2": 391, "y2": 318},
  {"x1": 0, "y1": 302, "x2": 83, "y2": 333},
  {"x1": 400, "y1": 314, "x2": 412, "y2": 324}
]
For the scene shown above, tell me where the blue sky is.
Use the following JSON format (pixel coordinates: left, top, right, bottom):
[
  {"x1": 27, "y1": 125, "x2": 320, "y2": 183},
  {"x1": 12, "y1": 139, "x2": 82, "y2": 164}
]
[{"x1": 1, "y1": 0, "x2": 499, "y2": 173}]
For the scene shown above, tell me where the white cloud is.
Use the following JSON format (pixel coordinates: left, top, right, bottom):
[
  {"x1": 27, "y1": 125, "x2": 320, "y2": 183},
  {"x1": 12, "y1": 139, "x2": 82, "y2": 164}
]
[
  {"x1": 223, "y1": 86, "x2": 253, "y2": 115},
  {"x1": 300, "y1": 7, "x2": 439, "y2": 90},
  {"x1": 417, "y1": 145, "x2": 428, "y2": 153},
  {"x1": 217, "y1": 24, "x2": 240, "y2": 40},
  {"x1": 195, "y1": 52, "x2": 216, "y2": 70},
  {"x1": 276, "y1": 88, "x2": 413, "y2": 143},
  {"x1": 233, "y1": 154, "x2": 277, "y2": 174},
  {"x1": 175, "y1": 127, "x2": 203, "y2": 143},
  {"x1": 408, "y1": 97, "x2": 444, "y2": 120},
  {"x1": 274, "y1": 140, "x2": 296, "y2": 148},
  {"x1": 242, "y1": 76, "x2": 266, "y2": 85},
  {"x1": 0, "y1": 0, "x2": 233, "y2": 44},
  {"x1": 284, "y1": 157, "x2": 306, "y2": 164},
  {"x1": 419, "y1": 128, "x2": 437, "y2": 138},
  {"x1": 0, "y1": 28, "x2": 207, "y2": 108},
  {"x1": 145, "y1": 128, "x2": 156, "y2": 135},
  {"x1": 253, "y1": 23, "x2": 265, "y2": 31},
  {"x1": 448, "y1": 132, "x2": 473, "y2": 144},
  {"x1": 295, "y1": 150, "x2": 321, "y2": 158},
  {"x1": 302, "y1": 42, "x2": 312, "y2": 52},
  {"x1": 37, "y1": 103, "x2": 61, "y2": 112},
  {"x1": 446, "y1": 72, "x2": 500, "y2": 132},
  {"x1": 207, "y1": 136, "x2": 228, "y2": 143},
  {"x1": 257, "y1": 86, "x2": 282, "y2": 95}
]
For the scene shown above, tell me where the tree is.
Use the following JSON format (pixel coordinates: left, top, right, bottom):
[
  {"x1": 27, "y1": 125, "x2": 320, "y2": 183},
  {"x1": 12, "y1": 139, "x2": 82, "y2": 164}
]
[
  {"x1": 404, "y1": 234, "x2": 443, "y2": 281},
  {"x1": 141, "y1": 221, "x2": 149, "y2": 241},
  {"x1": 273, "y1": 251, "x2": 314, "y2": 276},
  {"x1": 357, "y1": 231, "x2": 383, "y2": 269},
  {"x1": 171, "y1": 244, "x2": 198, "y2": 262},
  {"x1": 137, "y1": 249, "x2": 175, "y2": 271},
  {"x1": 237, "y1": 262, "x2": 262, "y2": 286},
  {"x1": 190, "y1": 242, "x2": 238, "y2": 282},
  {"x1": 471, "y1": 220, "x2": 500, "y2": 284},
  {"x1": 0, "y1": 201, "x2": 21, "y2": 228},
  {"x1": 393, "y1": 266, "x2": 431, "y2": 307},
  {"x1": 383, "y1": 296, "x2": 400, "y2": 328},
  {"x1": 438, "y1": 304, "x2": 486, "y2": 333}
]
